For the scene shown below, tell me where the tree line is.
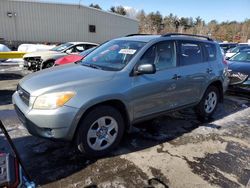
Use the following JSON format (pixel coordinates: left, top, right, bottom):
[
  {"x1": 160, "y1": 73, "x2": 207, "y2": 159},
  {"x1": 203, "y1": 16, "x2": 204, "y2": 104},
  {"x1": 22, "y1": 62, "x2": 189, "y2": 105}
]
[
  {"x1": 89, "y1": 4, "x2": 250, "y2": 42},
  {"x1": 89, "y1": 4, "x2": 126, "y2": 15}
]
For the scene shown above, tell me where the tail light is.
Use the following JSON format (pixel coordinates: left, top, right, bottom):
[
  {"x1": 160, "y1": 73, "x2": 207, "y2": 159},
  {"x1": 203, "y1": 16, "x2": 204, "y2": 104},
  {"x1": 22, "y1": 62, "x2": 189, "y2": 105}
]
[{"x1": 222, "y1": 57, "x2": 228, "y2": 66}]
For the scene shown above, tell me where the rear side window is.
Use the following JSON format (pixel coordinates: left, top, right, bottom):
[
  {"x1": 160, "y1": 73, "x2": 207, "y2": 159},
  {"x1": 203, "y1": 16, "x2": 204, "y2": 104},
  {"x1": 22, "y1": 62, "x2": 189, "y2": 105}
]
[
  {"x1": 179, "y1": 42, "x2": 203, "y2": 66},
  {"x1": 75, "y1": 45, "x2": 85, "y2": 52},
  {"x1": 204, "y1": 43, "x2": 216, "y2": 61},
  {"x1": 86, "y1": 44, "x2": 97, "y2": 49}
]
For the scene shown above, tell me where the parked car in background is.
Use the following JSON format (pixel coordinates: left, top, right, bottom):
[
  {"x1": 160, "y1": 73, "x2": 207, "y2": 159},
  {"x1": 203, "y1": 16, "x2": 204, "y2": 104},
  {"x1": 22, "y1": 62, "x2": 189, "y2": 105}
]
[
  {"x1": 13, "y1": 33, "x2": 229, "y2": 157},
  {"x1": 0, "y1": 44, "x2": 11, "y2": 52},
  {"x1": 227, "y1": 49, "x2": 250, "y2": 94},
  {"x1": 23, "y1": 42, "x2": 98, "y2": 71},
  {"x1": 54, "y1": 47, "x2": 96, "y2": 66},
  {"x1": 0, "y1": 44, "x2": 11, "y2": 62},
  {"x1": 219, "y1": 42, "x2": 237, "y2": 53},
  {"x1": 225, "y1": 45, "x2": 250, "y2": 59},
  {"x1": 3, "y1": 44, "x2": 56, "y2": 65},
  {"x1": 18, "y1": 43, "x2": 56, "y2": 53}
]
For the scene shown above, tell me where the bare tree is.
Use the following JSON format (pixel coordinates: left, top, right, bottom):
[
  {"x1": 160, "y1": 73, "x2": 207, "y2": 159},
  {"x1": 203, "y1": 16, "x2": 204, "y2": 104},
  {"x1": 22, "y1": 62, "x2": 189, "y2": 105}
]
[
  {"x1": 136, "y1": 10, "x2": 250, "y2": 42},
  {"x1": 89, "y1": 3, "x2": 102, "y2": 10},
  {"x1": 110, "y1": 6, "x2": 127, "y2": 16}
]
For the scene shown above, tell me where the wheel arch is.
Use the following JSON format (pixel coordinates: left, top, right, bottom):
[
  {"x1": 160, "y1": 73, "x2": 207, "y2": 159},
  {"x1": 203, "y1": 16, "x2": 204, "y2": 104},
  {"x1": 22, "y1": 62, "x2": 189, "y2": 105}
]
[
  {"x1": 207, "y1": 80, "x2": 224, "y2": 102},
  {"x1": 72, "y1": 99, "x2": 131, "y2": 142},
  {"x1": 41, "y1": 58, "x2": 56, "y2": 69}
]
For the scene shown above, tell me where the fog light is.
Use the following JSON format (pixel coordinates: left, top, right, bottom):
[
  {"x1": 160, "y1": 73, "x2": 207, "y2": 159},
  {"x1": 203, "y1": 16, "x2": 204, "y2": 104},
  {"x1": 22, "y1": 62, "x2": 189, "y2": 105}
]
[{"x1": 43, "y1": 128, "x2": 54, "y2": 138}]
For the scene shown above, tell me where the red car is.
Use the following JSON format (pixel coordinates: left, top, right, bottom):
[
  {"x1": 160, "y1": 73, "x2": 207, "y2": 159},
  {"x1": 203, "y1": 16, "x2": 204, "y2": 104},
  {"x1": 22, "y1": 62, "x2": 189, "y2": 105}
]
[{"x1": 54, "y1": 47, "x2": 96, "y2": 66}]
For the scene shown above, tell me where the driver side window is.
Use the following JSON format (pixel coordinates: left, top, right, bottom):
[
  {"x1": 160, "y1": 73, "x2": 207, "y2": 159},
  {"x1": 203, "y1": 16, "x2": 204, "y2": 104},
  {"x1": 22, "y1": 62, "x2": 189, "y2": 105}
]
[
  {"x1": 138, "y1": 45, "x2": 156, "y2": 66},
  {"x1": 138, "y1": 41, "x2": 176, "y2": 70}
]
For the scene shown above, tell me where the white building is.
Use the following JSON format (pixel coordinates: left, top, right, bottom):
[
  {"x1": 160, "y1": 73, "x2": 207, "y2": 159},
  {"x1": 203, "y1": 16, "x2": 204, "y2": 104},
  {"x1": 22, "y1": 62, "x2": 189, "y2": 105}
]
[{"x1": 0, "y1": 0, "x2": 139, "y2": 47}]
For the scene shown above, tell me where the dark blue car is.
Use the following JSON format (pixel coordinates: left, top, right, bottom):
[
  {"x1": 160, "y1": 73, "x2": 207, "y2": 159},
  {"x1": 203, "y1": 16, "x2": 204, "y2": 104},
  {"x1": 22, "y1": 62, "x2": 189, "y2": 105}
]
[{"x1": 228, "y1": 49, "x2": 250, "y2": 94}]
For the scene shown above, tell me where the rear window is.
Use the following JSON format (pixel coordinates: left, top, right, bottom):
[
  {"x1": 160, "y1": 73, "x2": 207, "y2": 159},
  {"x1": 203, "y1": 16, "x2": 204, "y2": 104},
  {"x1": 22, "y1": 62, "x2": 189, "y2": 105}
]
[
  {"x1": 204, "y1": 43, "x2": 216, "y2": 61},
  {"x1": 179, "y1": 42, "x2": 202, "y2": 66}
]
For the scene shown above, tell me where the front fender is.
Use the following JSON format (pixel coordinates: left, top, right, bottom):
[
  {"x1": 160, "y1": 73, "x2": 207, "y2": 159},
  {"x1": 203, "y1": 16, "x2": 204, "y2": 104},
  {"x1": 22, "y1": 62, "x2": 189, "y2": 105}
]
[{"x1": 67, "y1": 95, "x2": 132, "y2": 140}]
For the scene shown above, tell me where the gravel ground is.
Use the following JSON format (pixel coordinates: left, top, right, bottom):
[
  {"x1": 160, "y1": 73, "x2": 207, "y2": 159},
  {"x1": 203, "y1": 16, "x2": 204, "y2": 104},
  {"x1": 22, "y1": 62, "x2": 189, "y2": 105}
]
[{"x1": 0, "y1": 65, "x2": 250, "y2": 188}]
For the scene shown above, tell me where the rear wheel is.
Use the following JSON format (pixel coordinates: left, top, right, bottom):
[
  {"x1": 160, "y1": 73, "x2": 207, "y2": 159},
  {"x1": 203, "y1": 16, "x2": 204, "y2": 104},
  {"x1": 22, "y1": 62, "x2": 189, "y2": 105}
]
[
  {"x1": 76, "y1": 105, "x2": 125, "y2": 158},
  {"x1": 195, "y1": 86, "x2": 219, "y2": 119}
]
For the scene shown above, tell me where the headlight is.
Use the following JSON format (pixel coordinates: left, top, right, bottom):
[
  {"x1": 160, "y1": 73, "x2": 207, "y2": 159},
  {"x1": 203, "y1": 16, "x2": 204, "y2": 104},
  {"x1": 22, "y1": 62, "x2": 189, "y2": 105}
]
[
  {"x1": 229, "y1": 72, "x2": 248, "y2": 85},
  {"x1": 33, "y1": 91, "x2": 75, "y2": 110}
]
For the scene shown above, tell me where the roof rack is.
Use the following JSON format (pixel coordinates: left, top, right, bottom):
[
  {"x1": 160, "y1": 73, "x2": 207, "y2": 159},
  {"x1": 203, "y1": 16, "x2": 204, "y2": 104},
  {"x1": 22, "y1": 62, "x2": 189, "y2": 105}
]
[
  {"x1": 162, "y1": 33, "x2": 213, "y2": 41},
  {"x1": 125, "y1": 34, "x2": 152, "y2": 37}
]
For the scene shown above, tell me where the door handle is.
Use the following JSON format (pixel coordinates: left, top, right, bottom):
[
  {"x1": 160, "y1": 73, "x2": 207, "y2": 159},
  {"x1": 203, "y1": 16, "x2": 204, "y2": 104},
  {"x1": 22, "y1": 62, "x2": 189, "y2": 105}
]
[
  {"x1": 172, "y1": 74, "x2": 181, "y2": 80},
  {"x1": 207, "y1": 68, "x2": 212, "y2": 74}
]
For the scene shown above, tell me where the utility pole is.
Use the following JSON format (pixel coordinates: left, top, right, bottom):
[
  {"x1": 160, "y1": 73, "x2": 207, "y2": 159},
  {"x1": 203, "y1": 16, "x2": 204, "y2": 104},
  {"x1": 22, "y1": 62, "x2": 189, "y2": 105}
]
[{"x1": 79, "y1": 0, "x2": 83, "y2": 8}]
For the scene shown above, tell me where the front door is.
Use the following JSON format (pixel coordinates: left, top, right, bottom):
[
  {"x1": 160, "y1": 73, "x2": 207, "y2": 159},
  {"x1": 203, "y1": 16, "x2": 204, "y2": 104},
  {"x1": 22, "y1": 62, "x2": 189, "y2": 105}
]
[{"x1": 129, "y1": 40, "x2": 180, "y2": 120}]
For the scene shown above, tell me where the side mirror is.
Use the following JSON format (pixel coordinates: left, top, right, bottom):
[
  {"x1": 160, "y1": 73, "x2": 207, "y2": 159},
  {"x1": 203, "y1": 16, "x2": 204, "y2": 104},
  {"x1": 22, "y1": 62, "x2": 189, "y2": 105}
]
[{"x1": 135, "y1": 64, "x2": 156, "y2": 75}]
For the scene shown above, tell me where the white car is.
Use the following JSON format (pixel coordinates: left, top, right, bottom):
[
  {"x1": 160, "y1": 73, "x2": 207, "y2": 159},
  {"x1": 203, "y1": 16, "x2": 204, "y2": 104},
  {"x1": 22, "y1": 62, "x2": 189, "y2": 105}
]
[
  {"x1": 18, "y1": 44, "x2": 56, "y2": 53},
  {"x1": 0, "y1": 44, "x2": 11, "y2": 62},
  {"x1": 23, "y1": 42, "x2": 99, "y2": 71}
]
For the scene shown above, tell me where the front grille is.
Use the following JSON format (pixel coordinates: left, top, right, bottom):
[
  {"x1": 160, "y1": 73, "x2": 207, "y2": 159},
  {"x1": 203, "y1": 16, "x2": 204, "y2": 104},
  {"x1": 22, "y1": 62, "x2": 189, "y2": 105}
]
[
  {"x1": 17, "y1": 84, "x2": 30, "y2": 106},
  {"x1": 14, "y1": 104, "x2": 26, "y2": 123},
  {"x1": 23, "y1": 56, "x2": 41, "y2": 65}
]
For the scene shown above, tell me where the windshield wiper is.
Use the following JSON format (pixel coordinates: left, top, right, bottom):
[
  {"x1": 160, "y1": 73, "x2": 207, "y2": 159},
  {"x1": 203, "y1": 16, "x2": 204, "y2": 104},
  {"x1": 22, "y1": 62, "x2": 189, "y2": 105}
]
[
  {"x1": 81, "y1": 63, "x2": 102, "y2": 70},
  {"x1": 74, "y1": 60, "x2": 82, "y2": 64}
]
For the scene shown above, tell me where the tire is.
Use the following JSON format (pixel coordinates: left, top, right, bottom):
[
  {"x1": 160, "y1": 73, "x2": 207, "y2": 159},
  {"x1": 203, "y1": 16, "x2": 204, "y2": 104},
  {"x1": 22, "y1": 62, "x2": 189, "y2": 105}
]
[
  {"x1": 76, "y1": 105, "x2": 125, "y2": 158},
  {"x1": 42, "y1": 60, "x2": 55, "y2": 69},
  {"x1": 195, "y1": 86, "x2": 219, "y2": 119}
]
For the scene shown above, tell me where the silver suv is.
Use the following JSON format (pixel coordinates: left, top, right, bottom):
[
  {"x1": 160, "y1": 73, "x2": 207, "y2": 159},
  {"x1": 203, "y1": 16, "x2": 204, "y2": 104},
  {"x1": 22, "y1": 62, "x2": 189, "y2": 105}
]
[{"x1": 13, "y1": 34, "x2": 229, "y2": 157}]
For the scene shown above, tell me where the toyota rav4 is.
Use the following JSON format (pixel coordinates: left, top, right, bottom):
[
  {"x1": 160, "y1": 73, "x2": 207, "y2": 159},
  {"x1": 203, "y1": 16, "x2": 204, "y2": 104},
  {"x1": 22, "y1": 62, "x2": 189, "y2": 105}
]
[{"x1": 13, "y1": 33, "x2": 229, "y2": 157}]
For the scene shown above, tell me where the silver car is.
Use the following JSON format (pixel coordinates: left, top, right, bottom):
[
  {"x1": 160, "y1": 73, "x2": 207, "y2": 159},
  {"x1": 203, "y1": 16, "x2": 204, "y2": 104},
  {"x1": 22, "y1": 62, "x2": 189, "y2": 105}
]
[{"x1": 13, "y1": 34, "x2": 229, "y2": 157}]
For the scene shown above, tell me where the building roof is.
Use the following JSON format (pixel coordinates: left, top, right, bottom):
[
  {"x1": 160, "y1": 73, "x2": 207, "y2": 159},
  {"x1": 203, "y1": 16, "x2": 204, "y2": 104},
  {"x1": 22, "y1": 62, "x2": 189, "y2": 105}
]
[{"x1": 8, "y1": 0, "x2": 138, "y2": 22}]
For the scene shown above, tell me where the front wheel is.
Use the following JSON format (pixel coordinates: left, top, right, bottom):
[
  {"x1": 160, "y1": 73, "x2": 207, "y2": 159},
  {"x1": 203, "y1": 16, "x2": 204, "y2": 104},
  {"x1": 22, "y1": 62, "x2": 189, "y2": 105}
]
[
  {"x1": 76, "y1": 106, "x2": 125, "y2": 158},
  {"x1": 195, "y1": 86, "x2": 219, "y2": 119}
]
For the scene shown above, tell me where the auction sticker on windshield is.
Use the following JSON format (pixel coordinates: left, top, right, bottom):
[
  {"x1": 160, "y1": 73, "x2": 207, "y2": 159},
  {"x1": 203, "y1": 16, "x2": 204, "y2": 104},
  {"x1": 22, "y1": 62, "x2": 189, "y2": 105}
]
[{"x1": 119, "y1": 49, "x2": 137, "y2": 55}]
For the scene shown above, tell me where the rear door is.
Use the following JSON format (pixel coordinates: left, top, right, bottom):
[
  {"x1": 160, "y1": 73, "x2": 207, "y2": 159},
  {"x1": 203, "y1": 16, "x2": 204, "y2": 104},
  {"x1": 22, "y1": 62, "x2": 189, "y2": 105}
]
[{"x1": 176, "y1": 40, "x2": 212, "y2": 106}]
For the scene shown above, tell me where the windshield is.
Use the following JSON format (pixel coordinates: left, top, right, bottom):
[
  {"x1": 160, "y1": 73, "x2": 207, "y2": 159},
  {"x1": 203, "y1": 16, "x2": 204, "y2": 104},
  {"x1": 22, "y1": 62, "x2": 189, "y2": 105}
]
[
  {"x1": 80, "y1": 40, "x2": 146, "y2": 71},
  {"x1": 51, "y1": 43, "x2": 73, "y2": 52},
  {"x1": 230, "y1": 51, "x2": 250, "y2": 62},
  {"x1": 229, "y1": 46, "x2": 250, "y2": 53},
  {"x1": 79, "y1": 47, "x2": 96, "y2": 56},
  {"x1": 229, "y1": 46, "x2": 239, "y2": 53}
]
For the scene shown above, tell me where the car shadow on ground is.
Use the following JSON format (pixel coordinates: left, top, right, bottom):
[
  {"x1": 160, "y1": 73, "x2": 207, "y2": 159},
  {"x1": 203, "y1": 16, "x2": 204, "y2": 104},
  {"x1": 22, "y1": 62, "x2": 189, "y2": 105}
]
[
  {"x1": 0, "y1": 73, "x2": 23, "y2": 80},
  {"x1": 0, "y1": 72, "x2": 24, "y2": 105},
  {"x1": 0, "y1": 97, "x2": 246, "y2": 187},
  {"x1": 0, "y1": 90, "x2": 15, "y2": 105}
]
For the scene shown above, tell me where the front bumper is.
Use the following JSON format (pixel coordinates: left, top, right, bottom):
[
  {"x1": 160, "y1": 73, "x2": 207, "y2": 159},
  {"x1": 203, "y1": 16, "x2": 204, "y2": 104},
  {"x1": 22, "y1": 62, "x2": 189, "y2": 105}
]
[
  {"x1": 12, "y1": 91, "x2": 79, "y2": 140},
  {"x1": 228, "y1": 79, "x2": 250, "y2": 94}
]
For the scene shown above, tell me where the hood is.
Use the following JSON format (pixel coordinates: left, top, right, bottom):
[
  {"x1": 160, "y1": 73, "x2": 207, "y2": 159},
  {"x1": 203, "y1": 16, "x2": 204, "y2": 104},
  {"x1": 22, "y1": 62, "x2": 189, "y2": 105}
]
[
  {"x1": 23, "y1": 50, "x2": 65, "y2": 58},
  {"x1": 19, "y1": 64, "x2": 116, "y2": 96},
  {"x1": 55, "y1": 55, "x2": 83, "y2": 65},
  {"x1": 228, "y1": 61, "x2": 250, "y2": 75}
]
